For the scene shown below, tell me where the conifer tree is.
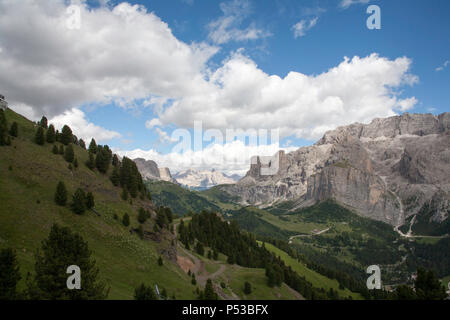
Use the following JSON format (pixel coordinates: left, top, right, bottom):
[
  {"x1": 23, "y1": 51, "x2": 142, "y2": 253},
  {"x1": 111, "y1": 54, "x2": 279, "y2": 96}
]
[
  {"x1": 52, "y1": 145, "x2": 59, "y2": 154},
  {"x1": 138, "y1": 208, "x2": 148, "y2": 224},
  {"x1": 158, "y1": 256, "x2": 163, "y2": 266},
  {"x1": 122, "y1": 213, "x2": 130, "y2": 227},
  {"x1": 88, "y1": 138, "x2": 97, "y2": 154},
  {"x1": 112, "y1": 154, "x2": 120, "y2": 167},
  {"x1": 46, "y1": 124, "x2": 56, "y2": 143},
  {"x1": 35, "y1": 126, "x2": 45, "y2": 145},
  {"x1": 59, "y1": 144, "x2": 64, "y2": 155},
  {"x1": 86, "y1": 152, "x2": 95, "y2": 170},
  {"x1": 195, "y1": 242, "x2": 205, "y2": 256},
  {"x1": 54, "y1": 181, "x2": 68, "y2": 206},
  {"x1": 70, "y1": 188, "x2": 86, "y2": 214},
  {"x1": 40, "y1": 116, "x2": 48, "y2": 129},
  {"x1": 64, "y1": 144, "x2": 75, "y2": 163},
  {"x1": 79, "y1": 139, "x2": 86, "y2": 149},
  {"x1": 73, "y1": 157, "x2": 78, "y2": 168},
  {"x1": 32, "y1": 224, "x2": 109, "y2": 299},
  {"x1": 203, "y1": 279, "x2": 217, "y2": 300},
  {"x1": 110, "y1": 166, "x2": 120, "y2": 186},
  {"x1": 134, "y1": 283, "x2": 156, "y2": 300},
  {"x1": 0, "y1": 248, "x2": 21, "y2": 300},
  {"x1": 9, "y1": 122, "x2": 18, "y2": 137},
  {"x1": 85, "y1": 192, "x2": 94, "y2": 209},
  {"x1": 156, "y1": 208, "x2": 168, "y2": 229},
  {"x1": 60, "y1": 125, "x2": 73, "y2": 145}
]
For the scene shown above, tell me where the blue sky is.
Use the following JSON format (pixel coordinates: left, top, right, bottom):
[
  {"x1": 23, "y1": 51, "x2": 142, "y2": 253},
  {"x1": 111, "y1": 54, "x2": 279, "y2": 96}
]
[{"x1": 0, "y1": 0, "x2": 449, "y2": 173}]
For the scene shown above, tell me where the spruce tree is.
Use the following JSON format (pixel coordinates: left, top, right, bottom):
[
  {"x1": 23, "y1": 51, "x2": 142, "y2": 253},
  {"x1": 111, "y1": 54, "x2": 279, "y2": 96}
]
[
  {"x1": 110, "y1": 166, "x2": 120, "y2": 186},
  {"x1": 415, "y1": 268, "x2": 447, "y2": 300},
  {"x1": 134, "y1": 283, "x2": 156, "y2": 300},
  {"x1": 52, "y1": 145, "x2": 59, "y2": 154},
  {"x1": 35, "y1": 126, "x2": 45, "y2": 145},
  {"x1": 158, "y1": 256, "x2": 163, "y2": 266},
  {"x1": 85, "y1": 192, "x2": 95, "y2": 209},
  {"x1": 33, "y1": 224, "x2": 109, "y2": 299},
  {"x1": 136, "y1": 225, "x2": 144, "y2": 239},
  {"x1": 60, "y1": 125, "x2": 73, "y2": 145},
  {"x1": 86, "y1": 152, "x2": 95, "y2": 170},
  {"x1": 203, "y1": 279, "x2": 216, "y2": 300},
  {"x1": 40, "y1": 116, "x2": 48, "y2": 129},
  {"x1": 112, "y1": 154, "x2": 119, "y2": 167},
  {"x1": 46, "y1": 124, "x2": 56, "y2": 143},
  {"x1": 70, "y1": 188, "x2": 86, "y2": 214},
  {"x1": 79, "y1": 139, "x2": 86, "y2": 149},
  {"x1": 59, "y1": 144, "x2": 64, "y2": 155},
  {"x1": 0, "y1": 248, "x2": 21, "y2": 300},
  {"x1": 156, "y1": 207, "x2": 168, "y2": 229},
  {"x1": 88, "y1": 138, "x2": 97, "y2": 154},
  {"x1": 195, "y1": 242, "x2": 204, "y2": 256},
  {"x1": 73, "y1": 157, "x2": 78, "y2": 168},
  {"x1": 54, "y1": 181, "x2": 67, "y2": 206},
  {"x1": 9, "y1": 122, "x2": 18, "y2": 137},
  {"x1": 64, "y1": 144, "x2": 75, "y2": 163},
  {"x1": 138, "y1": 208, "x2": 148, "y2": 224},
  {"x1": 122, "y1": 213, "x2": 130, "y2": 227}
]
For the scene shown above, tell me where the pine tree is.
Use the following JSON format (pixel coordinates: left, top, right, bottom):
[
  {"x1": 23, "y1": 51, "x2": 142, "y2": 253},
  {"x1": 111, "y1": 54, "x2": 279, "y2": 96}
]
[
  {"x1": 156, "y1": 207, "x2": 168, "y2": 229},
  {"x1": 207, "y1": 251, "x2": 212, "y2": 259},
  {"x1": 60, "y1": 125, "x2": 73, "y2": 145},
  {"x1": 112, "y1": 154, "x2": 119, "y2": 167},
  {"x1": 52, "y1": 145, "x2": 59, "y2": 154},
  {"x1": 85, "y1": 192, "x2": 95, "y2": 209},
  {"x1": 40, "y1": 116, "x2": 48, "y2": 129},
  {"x1": 95, "y1": 146, "x2": 110, "y2": 173},
  {"x1": 195, "y1": 242, "x2": 204, "y2": 256},
  {"x1": 122, "y1": 213, "x2": 130, "y2": 227},
  {"x1": 70, "y1": 188, "x2": 86, "y2": 214},
  {"x1": 138, "y1": 208, "x2": 148, "y2": 224},
  {"x1": 35, "y1": 126, "x2": 45, "y2": 145},
  {"x1": 0, "y1": 248, "x2": 21, "y2": 300},
  {"x1": 134, "y1": 283, "x2": 156, "y2": 300},
  {"x1": 86, "y1": 152, "x2": 95, "y2": 170},
  {"x1": 9, "y1": 122, "x2": 18, "y2": 137},
  {"x1": 46, "y1": 124, "x2": 56, "y2": 143},
  {"x1": 73, "y1": 157, "x2": 78, "y2": 168},
  {"x1": 110, "y1": 166, "x2": 120, "y2": 186},
  {"x1": 158, "y1": 256, "x2": 163, "y2": 266},
  {"x1": 32, "y1": 224, "x2": 109, "y2": 299},
  {"x1": 415, "y1": 268, "x2": 447, "y2": 300},
  {"x1": 88, "y1": 138, "x2": 97, "y2": 154},
  {"x1": 191, "y1": 273, "x2": 196, "y2": 285},
  {"x1": 79, "y1": 139, "x2": 86, "y2": 149},
  {"x1": 213, "y1": 250, "x2": 218, "y2": 261},
  {"x1": 203, "y1": 279, "x2": 216, "y2": 300},
  {"x1": 59, "y1": 144, "x2": 64, "y2": 155},
  {"x1": 54, "y1": 181, "x2": 68, "y2": 206},
  {"x1": 64, "y1": 144, "x2": 75, "y2": 163}
]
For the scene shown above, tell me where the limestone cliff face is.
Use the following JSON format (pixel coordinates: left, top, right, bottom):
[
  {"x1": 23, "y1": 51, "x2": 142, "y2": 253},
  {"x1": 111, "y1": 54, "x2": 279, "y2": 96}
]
[
  {"x1": 134, "y1": 158, "x2": 177, "y2": 183},
  {"x1": 221, "y1": 112, "x2": 450, "y2": 228}
]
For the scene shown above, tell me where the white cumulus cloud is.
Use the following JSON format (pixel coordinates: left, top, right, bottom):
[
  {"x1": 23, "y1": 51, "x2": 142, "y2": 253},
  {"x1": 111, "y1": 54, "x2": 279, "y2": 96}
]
[
  {"x1": 292, "y1": 17, "x2": 318, "y2": 38},
  {"x1": 49, "y1": 108, "x2": 121, "y2": 143}
]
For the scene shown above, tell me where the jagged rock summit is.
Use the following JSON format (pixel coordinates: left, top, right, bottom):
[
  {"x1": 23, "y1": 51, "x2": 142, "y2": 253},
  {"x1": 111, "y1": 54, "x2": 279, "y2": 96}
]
[
  {"x1": 133, "y1": 158, "x2": 177, "y2": 183},
  {"x1": 221, "y1": 112, "x2": 450, "y2": 229}
]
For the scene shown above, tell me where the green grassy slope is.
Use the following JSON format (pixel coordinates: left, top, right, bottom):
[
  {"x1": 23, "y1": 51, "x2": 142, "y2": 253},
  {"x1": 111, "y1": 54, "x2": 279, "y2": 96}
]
[
  {"x1": 0, "y1": 109, "x2": 195, "y2": 299},
  {"x1": 144, "y1": 180, "x2": 223, "y2": 216},
  {"x1": 260, "y1": 242, "x2": 362, "y2": 299}
]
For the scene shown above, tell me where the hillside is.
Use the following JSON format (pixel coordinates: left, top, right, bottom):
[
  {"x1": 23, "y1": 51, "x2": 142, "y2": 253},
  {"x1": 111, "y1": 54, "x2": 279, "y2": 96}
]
[
  {"x1": 219, "y1": 112, "x2": 450, "y2": 235},
  {"x1": 0, "y1": 109, "x2": 196, "y2": 299}
]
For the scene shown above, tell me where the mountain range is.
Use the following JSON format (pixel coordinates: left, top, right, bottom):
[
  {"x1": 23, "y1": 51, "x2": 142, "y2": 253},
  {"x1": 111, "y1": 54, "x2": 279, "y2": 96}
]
[{"x1": 217, "y1": 112, "x2": 449, "y2": 235}]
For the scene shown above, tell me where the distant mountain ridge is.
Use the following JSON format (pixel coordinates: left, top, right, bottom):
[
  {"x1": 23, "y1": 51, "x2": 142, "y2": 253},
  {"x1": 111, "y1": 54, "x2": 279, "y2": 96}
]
[
  {"x1": 133, "y1": 158, "x2": 177, "y2": 183},
  {"x1": 174, "y1": 168, "x2": 241, "y2": 190},
  {"x1": 219, "y1": 112, "x2": 450, "y2": 235}
]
